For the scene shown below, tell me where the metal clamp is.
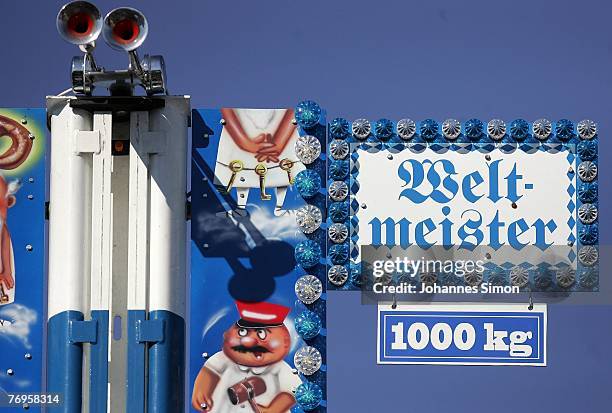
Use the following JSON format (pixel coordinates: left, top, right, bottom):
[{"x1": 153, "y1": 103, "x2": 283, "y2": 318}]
[
  {"x1": 135, "y1": 319, "x2": 165, "y2": 343},
  {"x1": 69, "y1": 320, "x2": 98, "y2": 344}
]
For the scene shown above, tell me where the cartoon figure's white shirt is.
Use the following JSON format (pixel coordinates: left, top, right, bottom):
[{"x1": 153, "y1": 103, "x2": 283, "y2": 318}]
[{"x1": 204, "y1": 351, "x2": 302, "y2": 413}]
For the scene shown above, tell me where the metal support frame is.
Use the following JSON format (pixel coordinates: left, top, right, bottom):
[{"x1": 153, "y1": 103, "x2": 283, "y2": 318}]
[{"x1": 46, "y1": 95, "x2": 190, "y2": 413}]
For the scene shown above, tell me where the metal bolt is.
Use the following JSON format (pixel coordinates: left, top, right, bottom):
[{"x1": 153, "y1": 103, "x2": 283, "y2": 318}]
[
  {"x1": 23, "y1": 403, "x2": 30, "y2": 410},
  {"x1": 361, "y1": 203, "x2": 367, "y2": 209},
  {"x1": 202, "y1": 243, "x2": 209, "y2": 249},
  {"x1": 24, "y1": 353, "x2": 32, "y2": 360},
  {"x1": 292, "y1": 369, "x2": 299, "y2": 375},
  {"x1": 387, "y1": 154, "x2": 393, "y2": 160},
  {"x1": 485, "y1": 154, "x2": 491, "y2": 161},
  {"x1": 21, "y1": 119, "x2": 27, "y2": 125},
  {"x1": 7, "y1": 368, "x2": 14, "y2": 375},
  {"x1": 202, "y1": 177, "x2": 208, "y2": 182},
  {"x1": 568, "y1": 167, "x2": 574, "y2": 174},
  {"x1": 25, "y1": 245, "x2": 33, "y2": 252},
  {"x1": 203, "y1": 134, "x2": 209, "y2": 139},
  {"x1": 27, "y1": 195, "x2": 33, "y2": 200},
  {"x1": 220, "y1": 119, "x2": 226, "y2": 125},
  {"x1": 28, "y1": 177, "x2": 34, "y2": 183},
  {"x1": 292, "y1": 119, "x2": 298, "y2": 125},
  {"x1": 567, "y1": 240, "x2": 574, "y2": 247},
  {"x1": 511, "y1": 202, "x2": 517, "y2": 209},
  {"x1": 28, "y1": 134, "x2": 34, "y2": 140},
  {"x1": 240, "y1": 177, "x2": 246, "y2": 182},
  {"x1": 485, "y1": 253, "x2": 492, "y2": 260},
  {"x1": 201, "y1": 352, "x2": 209, "y2": 359}
]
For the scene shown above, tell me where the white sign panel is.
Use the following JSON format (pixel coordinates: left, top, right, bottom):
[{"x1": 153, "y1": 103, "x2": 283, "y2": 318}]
[{"x1": 353, "y1": 146, "x2": 576, "y2": 266}]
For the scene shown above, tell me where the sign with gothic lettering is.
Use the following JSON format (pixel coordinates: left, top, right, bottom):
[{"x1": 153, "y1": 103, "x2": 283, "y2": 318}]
[
  {"x1": 361, "y1": 149, "x2": 571, "y2": 250},
  {"x1": 326, "y1": 118, "x2": 599, "y2": 293}
]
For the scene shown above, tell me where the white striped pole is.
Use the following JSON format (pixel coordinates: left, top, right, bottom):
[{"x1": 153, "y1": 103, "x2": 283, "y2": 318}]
[
  {"x1": 47, "y1": 97, "x2": 93, "y2": 412},
  {"x1": 146, "y1": 96, "x2": 190, "y2": 412},
  {"x1": 125, "y1": 110, "x2": 155, "y2": 412},
  {"x1": 88, "y1": 112, "x2": 113, "y2": 413},
  {"x1": 121, "y1": 97, "x2": 190, "y2": 412}
]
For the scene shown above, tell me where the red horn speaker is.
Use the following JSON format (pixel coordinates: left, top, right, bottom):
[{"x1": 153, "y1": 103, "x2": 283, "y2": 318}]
[
  {"x1": 102, "y1": 7, "x2": 148, "y2": 52},
  {"x1": 56, "y1": 1, "x2": 102, "y2": 45}
]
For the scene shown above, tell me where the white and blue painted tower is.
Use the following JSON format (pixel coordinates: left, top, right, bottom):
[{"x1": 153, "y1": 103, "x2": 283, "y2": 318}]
[{"x1": 47, "y1": 2, "x2": 190, "y2": 412}]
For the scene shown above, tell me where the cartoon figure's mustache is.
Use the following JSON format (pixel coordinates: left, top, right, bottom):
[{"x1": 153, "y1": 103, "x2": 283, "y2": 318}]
[{"x1": 231, "y1": 345, "x2": 270, "y2": 354}]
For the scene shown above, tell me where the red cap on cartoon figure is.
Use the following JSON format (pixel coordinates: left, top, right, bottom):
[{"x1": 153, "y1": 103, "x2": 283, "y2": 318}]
[{"x1": 235, "y1": 301, "x2": 291, "y2": 328}]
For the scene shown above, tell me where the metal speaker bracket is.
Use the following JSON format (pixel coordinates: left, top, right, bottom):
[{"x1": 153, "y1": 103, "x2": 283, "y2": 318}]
[
  {"x1": 71, "y1": 53, "x2": 97, "y2": 95},
  {"x1": 70, "y1": 52, "x2": 167, "y2": 96},
  {"x1": 141, "y1": 55, "x2": 167, "y2": 96}
]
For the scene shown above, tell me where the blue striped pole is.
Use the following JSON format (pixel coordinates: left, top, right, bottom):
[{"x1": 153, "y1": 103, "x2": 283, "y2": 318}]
[{"x1": 47, "y1": 311, "x2": 85, "y2": 412}]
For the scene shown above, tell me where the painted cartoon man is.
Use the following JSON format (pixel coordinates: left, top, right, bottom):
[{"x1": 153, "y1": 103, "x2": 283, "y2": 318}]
[
  {"x1": 214, "y1": 108, "x2": 305, "y2": 217},
  {"x1": 192, "y1": 301, "x2": 301, "y2": 413}
]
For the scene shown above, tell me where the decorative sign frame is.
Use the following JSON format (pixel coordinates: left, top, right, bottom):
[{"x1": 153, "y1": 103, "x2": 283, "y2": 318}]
[{"x1": 326, "y1": 117, "x2": 598, "y2": 293}]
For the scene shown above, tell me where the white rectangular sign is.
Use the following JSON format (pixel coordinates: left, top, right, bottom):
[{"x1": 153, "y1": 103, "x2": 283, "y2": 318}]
[{"x1": 354, "y1": 145, "x2": 576, "y2": 267}]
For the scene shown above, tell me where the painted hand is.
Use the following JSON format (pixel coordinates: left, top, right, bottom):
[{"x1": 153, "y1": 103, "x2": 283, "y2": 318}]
[
  {"x1": 255, "y1": 142, "x2": 281, "y2": 163},
  {"x1": 191, "y1": 391, "x2": 213, "y2": 412},
  {"x1": 241, "y1": 133, "x2": 273, "y2": 154},
  {"x1": 252, "y1": 133, "x2": 279, "y2": 163},
  {"x1": 0, "y1": 271, "x2": 14, "y2": 291}
]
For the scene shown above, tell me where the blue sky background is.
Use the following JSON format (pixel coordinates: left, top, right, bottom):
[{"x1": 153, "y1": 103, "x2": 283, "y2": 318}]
[{"x1": 1, "y1": 0, "x2": 611, "y2": 411}]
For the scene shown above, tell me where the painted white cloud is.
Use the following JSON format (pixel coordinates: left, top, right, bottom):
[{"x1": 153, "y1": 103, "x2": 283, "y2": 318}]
[
  {"x1": 249, "y1": 205, "x2": 301, "y2": 241},
  {"x1": 0, "y1": 304, "x2": 37, "y2": 349}
]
